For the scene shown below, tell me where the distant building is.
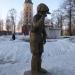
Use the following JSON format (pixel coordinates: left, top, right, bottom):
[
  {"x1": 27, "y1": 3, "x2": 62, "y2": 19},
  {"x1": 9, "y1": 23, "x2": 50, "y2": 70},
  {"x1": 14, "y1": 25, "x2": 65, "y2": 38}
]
[
  {"x1": 45, "y1": 27, "x2": 61, "y2": 39},
  {"x1": 22, "y1": 0, "x2": 33, "y2": 35},
  {"x1": 45, "y1": 19, "x2": 61, "y2": 38},
  {"x1": 45, "y1": 19, "x2": 53, "y2": 28}
]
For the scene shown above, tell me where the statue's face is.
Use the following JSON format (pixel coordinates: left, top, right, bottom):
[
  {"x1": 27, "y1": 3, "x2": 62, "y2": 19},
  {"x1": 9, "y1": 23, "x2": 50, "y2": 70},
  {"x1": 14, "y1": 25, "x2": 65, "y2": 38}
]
[{"x1": 39, "y1": 11, "x2": 47, "y2": 17}]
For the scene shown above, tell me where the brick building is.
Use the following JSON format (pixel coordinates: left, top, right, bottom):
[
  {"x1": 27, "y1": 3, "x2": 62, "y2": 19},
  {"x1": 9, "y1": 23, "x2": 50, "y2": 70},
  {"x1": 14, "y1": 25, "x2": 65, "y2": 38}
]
[{"x1": 22, "y1": 0, "x2": 33, "y2": 35}]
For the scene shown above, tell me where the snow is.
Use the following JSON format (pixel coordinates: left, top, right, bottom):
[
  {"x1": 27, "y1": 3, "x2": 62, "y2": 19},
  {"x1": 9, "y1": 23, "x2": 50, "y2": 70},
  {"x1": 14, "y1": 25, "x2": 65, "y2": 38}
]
[{"x1": 0, "y1": 35, "x2": 75, "y2": 75}]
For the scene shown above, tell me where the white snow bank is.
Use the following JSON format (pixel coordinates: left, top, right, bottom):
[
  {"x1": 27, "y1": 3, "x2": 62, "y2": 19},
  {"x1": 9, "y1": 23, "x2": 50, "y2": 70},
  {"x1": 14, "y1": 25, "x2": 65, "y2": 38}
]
[{"x1": 0, "y1": 36, "x2": 75, "y2": 75}]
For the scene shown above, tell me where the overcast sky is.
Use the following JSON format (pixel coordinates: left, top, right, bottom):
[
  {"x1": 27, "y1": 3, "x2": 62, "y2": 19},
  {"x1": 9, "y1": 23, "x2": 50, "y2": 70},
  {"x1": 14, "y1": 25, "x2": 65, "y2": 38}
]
[{"x1": 0, "y1": 0, "x2": 63, "y2": 21}]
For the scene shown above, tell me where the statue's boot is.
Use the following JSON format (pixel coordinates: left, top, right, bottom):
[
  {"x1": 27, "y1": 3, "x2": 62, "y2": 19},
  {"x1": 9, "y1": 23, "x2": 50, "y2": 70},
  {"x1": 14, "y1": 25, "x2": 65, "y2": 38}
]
[{"x1": 39, "y1": 68, "x2": 47, "y2": 73}]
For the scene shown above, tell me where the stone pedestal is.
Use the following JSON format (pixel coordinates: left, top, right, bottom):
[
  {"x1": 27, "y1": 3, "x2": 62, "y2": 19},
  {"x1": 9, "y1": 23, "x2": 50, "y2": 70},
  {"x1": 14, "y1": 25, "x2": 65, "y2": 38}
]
[{"x1": 24, "y1": 71, "x2": 52, "y2": 75}]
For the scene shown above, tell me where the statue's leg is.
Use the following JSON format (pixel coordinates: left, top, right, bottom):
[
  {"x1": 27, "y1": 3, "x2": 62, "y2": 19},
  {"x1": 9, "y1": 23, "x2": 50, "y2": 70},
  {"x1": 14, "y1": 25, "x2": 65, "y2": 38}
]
[
  {"x1": 31, "y1": 42, "x2": 42, "y2": 72},
  {"x1": 31, "y1": 52, "x2": 47, "y2": 73},
  {"x1": 38, "y1": 52, "x2": 42, "y2": 71},
  {"x1": 31, "y1": 53, "x2": 41, "y2": 73},
  {"x1": 38, "y1": 43, "x2": 47, "y2": 73},
  {"x1": 30, "y1": 41, "x2": 39, "y2": 72},
  {"x1": 30, "y1": 41, "x2": 47, "y2": 73}
]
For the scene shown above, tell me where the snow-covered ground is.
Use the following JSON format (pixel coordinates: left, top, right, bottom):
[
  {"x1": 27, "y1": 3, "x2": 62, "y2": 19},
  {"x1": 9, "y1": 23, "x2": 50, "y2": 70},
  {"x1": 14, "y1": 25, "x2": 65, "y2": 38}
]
[{"x1": 0, "y1": 35, "x2": 75, "y2": 75}]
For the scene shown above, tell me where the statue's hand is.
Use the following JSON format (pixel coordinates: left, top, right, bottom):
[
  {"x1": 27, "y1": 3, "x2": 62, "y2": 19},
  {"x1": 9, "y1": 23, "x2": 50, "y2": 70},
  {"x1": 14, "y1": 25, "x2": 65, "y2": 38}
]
[
  {"x1": 43, "y1": 40, "x2": 46, "y2": 44},
  {"x1": 38, "y1": 15, "x2": 45, "y2": 26},
  {"x1": 41, "y1": 15, "x2": 46, "y2": 20}
]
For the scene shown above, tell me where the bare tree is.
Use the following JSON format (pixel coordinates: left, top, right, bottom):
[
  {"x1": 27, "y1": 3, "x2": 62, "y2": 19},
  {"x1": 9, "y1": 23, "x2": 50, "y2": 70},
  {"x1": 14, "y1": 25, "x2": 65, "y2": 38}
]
[
  {"x1": 17, "y1": 11, "x2": 23, "y2": 33},
  {"x1": 8, "y1": 8, "x2": 17, "y2": 40},
  {"x1": 51, "y1": 9, "x2": 64, "y2": 35},
  {"x1": 6, "y1": 17, "x2": 11, "y2": 32},
  {"x1": 9, "y1": 9, "x2": 16, "y2": 34},
  {"x1": 0, "y1": 19, "x2": 3, "y2": 31},
  {"x1": 17, "y1": 18, "x2": 23, "y2": 33},
  {"x1": 61, "y1": 0, "x2": 75, "y2": 35}
]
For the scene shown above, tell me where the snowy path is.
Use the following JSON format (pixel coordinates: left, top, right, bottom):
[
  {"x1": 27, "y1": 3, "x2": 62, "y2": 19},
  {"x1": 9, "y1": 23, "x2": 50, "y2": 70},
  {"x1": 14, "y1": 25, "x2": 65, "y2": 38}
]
[{"x1": 0, "y1": 36, "x2": 75, "y2": 75}]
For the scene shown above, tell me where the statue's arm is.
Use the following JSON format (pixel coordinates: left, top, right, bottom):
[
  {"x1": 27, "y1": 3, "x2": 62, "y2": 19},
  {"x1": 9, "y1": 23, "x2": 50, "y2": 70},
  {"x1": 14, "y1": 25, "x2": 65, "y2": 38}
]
[
  {"x1": 32, "y1": 16, "x2": 44, "y2": 29},
  {"x1": 42, "y1": 26, "x2": 47, "y2": 44}
]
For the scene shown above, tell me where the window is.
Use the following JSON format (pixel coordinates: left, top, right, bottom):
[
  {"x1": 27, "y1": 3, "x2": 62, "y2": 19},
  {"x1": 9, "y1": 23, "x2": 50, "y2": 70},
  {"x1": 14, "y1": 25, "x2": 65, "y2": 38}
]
[
  {"x1": 26, "y1": 19, "x2": 28, "y2": 22},
  {"x1": 26, "y1": 7, "x2": 28, "y2": 10},
  {"x1": 30, "y1": 14, "x2": 31, "y2": 17},
  {"x1": 26, "y1": 12, "x2": 28, "y2": 17}
]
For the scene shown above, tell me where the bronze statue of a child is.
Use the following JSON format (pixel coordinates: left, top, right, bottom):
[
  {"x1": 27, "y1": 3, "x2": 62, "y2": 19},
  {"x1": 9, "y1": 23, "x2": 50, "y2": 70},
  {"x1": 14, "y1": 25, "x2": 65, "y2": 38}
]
[{"x1": 30, "y1": 3, "x2": 50, "y2": 73}]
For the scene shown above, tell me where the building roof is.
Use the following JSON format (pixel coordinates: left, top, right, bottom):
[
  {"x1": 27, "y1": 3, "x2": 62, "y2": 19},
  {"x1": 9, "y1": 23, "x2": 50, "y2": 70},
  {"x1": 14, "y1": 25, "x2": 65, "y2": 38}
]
[{"x1": 25, "y1": 0, "x2": 33, "y2": 4}]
